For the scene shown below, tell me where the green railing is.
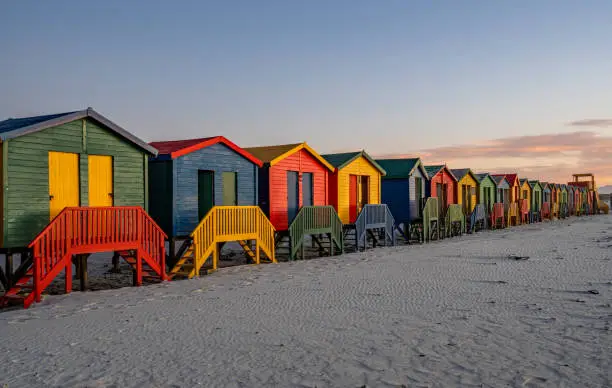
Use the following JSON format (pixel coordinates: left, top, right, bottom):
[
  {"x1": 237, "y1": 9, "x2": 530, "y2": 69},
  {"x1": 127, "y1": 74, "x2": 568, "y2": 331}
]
[
  {"x1": 288, "y1": 206, "x2": 343, "y2": 260},
  {"x1": 422, "y1": 198, "x2": 439, "y2": 242},
  {"x1": 445, "y1": 204, "x2": 465, "y2": 236}
]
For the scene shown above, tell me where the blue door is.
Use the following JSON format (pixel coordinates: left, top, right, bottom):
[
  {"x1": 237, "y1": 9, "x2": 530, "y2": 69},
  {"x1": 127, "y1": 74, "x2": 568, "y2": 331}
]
[
  {"x1": 287, "y1": 171, "x2": 299, "y2": 224},
  {"x1": 302, "y1": 172, "x2": 313, "y2": 207}
]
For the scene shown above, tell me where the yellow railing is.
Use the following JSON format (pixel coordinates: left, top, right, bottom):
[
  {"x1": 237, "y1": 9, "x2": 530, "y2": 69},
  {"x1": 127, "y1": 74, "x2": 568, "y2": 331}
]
[{"x1": 188, "y1": 206, "x2": 276, "y2": 276}]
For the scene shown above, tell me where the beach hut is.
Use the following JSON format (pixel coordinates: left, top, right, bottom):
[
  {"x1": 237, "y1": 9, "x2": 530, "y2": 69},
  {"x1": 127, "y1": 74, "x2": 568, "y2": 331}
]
[
  {"x1": 475, "y1": 173, "x2": 497, "y2": 212},
  {"x1": 323, "y1": 151, "x2": 394, "y2": 250},
  {"x1": 376, "y1": 158, "x2": 429, "y2": 242},
  {"x1": 0, "y1": 108, "x2": 165, "y2": 308},
  {"x1": 148, "y1": 136, "x2": 276, "y2": 277},
  {"x1": 528, "y1": 180, "x2": 543, "y2": 222},
  {"x1": 541, "y1": 182, "x2": 552, "y2": 219},
  {"x1": 450, "y1": 169, "x2": 478, "y2": 215},
  {"x1": 551, "y1": 184, "x2": 560, "y2": 218},
  {"x1": 492, "y1": 175, "x2": 511, "y2": 205},
  {"x1": 559, "y1": 184, "x2": 569, "y2": 218},
  {"x1": 491, "y1": 175, "x2": 511, "y2": 227},
  {"x1": 567, "y1": 185, "x2": 575, "y2": 216},
  {"x1": 244, "y1": 143, "x2": 342, "y2": 259},
  {"x1": 519, "y1": 179, "x2": 531, "y2": 224},
  {"x1": 492, "y1": 174, "x2": 520, "y2": 203},
  {"x1": 424, "y1": 165, "x2": 457, "y2": 237}
]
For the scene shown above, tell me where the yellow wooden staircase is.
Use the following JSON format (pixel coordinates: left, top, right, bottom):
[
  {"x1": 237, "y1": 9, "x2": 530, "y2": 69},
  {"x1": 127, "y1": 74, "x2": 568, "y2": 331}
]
[{"x1": 169, "y1": 206, "x2": 276, "y2": 279}]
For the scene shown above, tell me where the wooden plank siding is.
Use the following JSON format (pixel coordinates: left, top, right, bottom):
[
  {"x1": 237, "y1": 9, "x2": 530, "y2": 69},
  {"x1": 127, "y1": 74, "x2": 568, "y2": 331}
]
[
  {"x1": 3, "y1": 118, "x2": 147, "y2": 248},
  {"x1": 520, "y1": 180, "x2": 532, "y2": 212},
  {"x1": 426, "y1": 168, "x2": 456, "y2": 206},
  {"x1": 476, "y1": 175, "x2": 497, "y2": 211},
  {"x1": 264, "y1": 148, "x2": 328, "y2": 231},
  {"x1": 454, "y1": 173, "x2": 478, "y2": 213},
  {"x1": 408, "y1": 167, "x2": 426, "y2": 221},
  {"x1": 331, "y1": 156, "x2": 381, "y2": 224},
  {"x1": 170, "y1": 143, "x2": 258, "y2": 237}
]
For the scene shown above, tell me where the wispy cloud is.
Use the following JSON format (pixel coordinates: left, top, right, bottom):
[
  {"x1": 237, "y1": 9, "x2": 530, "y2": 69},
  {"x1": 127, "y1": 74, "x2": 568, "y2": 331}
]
[
  {"x1": 373, "y1": 131, "x2": 612, "y2": 185},
  {"x1": 568, "y1": 119, "x2": 612, "y2": 128}
]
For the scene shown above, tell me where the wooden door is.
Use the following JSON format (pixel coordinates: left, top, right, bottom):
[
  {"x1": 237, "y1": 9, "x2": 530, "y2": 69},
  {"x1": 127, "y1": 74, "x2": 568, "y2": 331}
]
[
  {"x1": 461, "y1": 185, "x2": 468, "y2": 213},
  {"x1": 414, "y1": 177, "x2": 422, "y2": 217},
  {"x1": 88, "y1": 155, "x2": 113, "y2": 207},
  {"x1": 198, "y1": 170, "x2": 214, "y2": 220},
  {"x1": 302, "y1": 172, "x2": 313, "y2": 207},
  {"x1": 436, "y1": 182, "x2": 444, "y2": 214},
  {"x1": 222, "y1": 172, "x2": 237, "y2": 206},
  {"x1": 359, "y1": 176, "x2": 369, "y2": 210},
  {"x1": 287, "y1": 171, "x2": 299, "y2": 224},
  {"x1": 349, "y1": 175, "x2": 358, "y2": 223},
  {"x1": 49, "y1": 151, "x2": 79, "y2": 220}
]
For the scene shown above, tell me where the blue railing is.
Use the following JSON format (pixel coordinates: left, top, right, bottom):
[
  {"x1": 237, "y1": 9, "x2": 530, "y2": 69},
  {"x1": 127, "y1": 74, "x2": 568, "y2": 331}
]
[{"x1": 354, "y1": 204, "x2": 395, "y2": 250}]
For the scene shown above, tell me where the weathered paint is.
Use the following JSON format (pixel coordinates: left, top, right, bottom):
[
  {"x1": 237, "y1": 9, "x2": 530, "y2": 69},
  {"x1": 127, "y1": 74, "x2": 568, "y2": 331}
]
[
  {"x1": 454, "y1": 172, "x2": 478, "y2": 213},
  {"x1": 426, "y1": 167, "x2": 456, "y2": 207},
  {"x1": 476, "y1": 175, "x2": 497, "y2": 212},
  {"x1": 408, "y1": 167, "x2": 426, "y2": 221},
  {"x1": 378, "y1": 158, "x2": 427, "y2": 225},
  {"x1": 4, "y1": 118, "x2": 148, "y2": 247},
  {"x1": 150, "y1": 142, "x2": 258, "y2": 237},
  {"x1": 329, "y1": 155, "x2": 381, "y2": 224},
  {"x1": 529, "y1": 181, "x2": 543, "y2": 212},
  {"x1": 260, "y1": 148, "x2": 329, "y2": 231},
  {"x1": 520, "y1": 180, "x2": 531, "y2": 212},
  {"x1": 494, "y1": 178, "x2": 510, "y2": 204}
]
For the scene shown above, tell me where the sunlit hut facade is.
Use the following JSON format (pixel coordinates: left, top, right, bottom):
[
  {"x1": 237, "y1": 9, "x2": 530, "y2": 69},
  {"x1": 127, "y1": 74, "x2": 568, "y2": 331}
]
[
  {"x1": 322, "y1": 150, "x2": 386, "y2": 224},
  {"x1": 528, "y1": 180, "x2": 543, "y2": 217},
  {"x1": 424, "y1": 165, "x2": 457, "y2": 216},
  {"x1": 492, "y1": 175, "x2": 511, "y2": 205},
  {"x1": 450, "y1": 168, "x2": 478, "y2": 215},
  {"x1": 520, "y1": 178, "x2": 532, "y2": 213},
  {"x1": 492, "y1": 174, "x2": 520, "y2": 204},
  {"x1": 474, "y1": 173, "x2": 497, "y2": 211}
]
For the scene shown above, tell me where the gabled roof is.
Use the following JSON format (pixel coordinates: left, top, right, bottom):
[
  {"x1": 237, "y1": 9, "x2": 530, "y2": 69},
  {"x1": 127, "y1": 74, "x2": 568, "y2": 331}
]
[
  {"x1": 149, "y1": 136, "x2": 263, "y2": 166},
  {"x1": 491, "y1": 173, "x2": 519, "y2": 186},
  {"x1": 540, "y1": 181, "x2": 550, "y2": 190},
  {"x1": 520, "y1": 178, "x2": 530, "y2": 187},
  {"x1": 244, "y1": 142, "x2": 334, "y2": 171},
  {"x1": 322, "y1": 150, "x2": 386, "y2": 175},
  {"x1": 491, "y1": 175, "x2": 510, "y2": 187},
  {"x1": 0, "y1": 108, "x2": 157, "y2": 155},
  {"x1": 450, "y1": 168, "x2": 478, "y2": 182},
  {"x1": 424, "y1": 165, "x2": 457, "y2": 181},
  {"x1": 374, "y1": 158, "x2": 428, "y2": 179},
  {"x1": 528, "y1": 180, "x2": 542, "y2": 190}
]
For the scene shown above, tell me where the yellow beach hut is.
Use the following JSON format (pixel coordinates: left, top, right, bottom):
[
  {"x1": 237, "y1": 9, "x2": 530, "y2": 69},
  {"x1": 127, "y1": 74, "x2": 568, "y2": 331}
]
[{"x1": 450, "y1": 168, "x2": 478, "y2": 215}]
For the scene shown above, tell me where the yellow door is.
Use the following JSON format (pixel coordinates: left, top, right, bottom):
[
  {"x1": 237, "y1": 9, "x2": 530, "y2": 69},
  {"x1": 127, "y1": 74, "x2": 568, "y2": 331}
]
[
  {"x1": 49, "y1": 151, "x2": 80, "y2": 220},
  {"x1": 88, "y1": 155, "x2": 114, "y2": 207}
]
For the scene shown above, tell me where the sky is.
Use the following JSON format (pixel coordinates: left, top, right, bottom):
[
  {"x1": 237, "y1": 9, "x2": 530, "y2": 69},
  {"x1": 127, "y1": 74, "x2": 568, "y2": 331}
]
[{"x1": 1, "y1": 0, "x2": 612, "y2": 185}]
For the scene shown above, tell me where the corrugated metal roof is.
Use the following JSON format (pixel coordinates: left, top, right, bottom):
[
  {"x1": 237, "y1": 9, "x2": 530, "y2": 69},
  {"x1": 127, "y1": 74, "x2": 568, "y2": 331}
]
[
  {"x1": 424, "y1": 165, "x2": 444, "y2": 177},
  {"x1": 0, "y1": 112, "x2": 78, "y2": 134},
  {"x1": 322, "y1": 151, "x2": 361, "y2": 168},
  {"x1": 376, "y1": 158, "x2": 420, "y2": 179},
  {"x1": 150, "y1": 137, "x2": 217, "y2": 155},
  {"x1": 322, "y1": 150, "x2": 386, "y2": 175},
  {"x1": 0, "y1": 108, "x2": 157, "y2": 155},
  {"x1": 450, "y1": 168, "x2": 471, "y2": 181},
  {"x1": 243, "y1": 143, "x2": 302, "y2": 163}
]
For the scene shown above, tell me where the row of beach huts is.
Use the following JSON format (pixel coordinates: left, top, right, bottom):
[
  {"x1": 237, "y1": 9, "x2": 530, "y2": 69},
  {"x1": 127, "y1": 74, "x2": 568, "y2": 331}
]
[{"x1": 0, "y1": 108, "x2": 604, "y2": 308}]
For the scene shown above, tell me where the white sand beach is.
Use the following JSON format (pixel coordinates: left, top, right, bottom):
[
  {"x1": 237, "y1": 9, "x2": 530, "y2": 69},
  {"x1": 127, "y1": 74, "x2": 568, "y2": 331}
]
[{"x1": 0, "y1": 216, "x2": 610, "y2": 388}]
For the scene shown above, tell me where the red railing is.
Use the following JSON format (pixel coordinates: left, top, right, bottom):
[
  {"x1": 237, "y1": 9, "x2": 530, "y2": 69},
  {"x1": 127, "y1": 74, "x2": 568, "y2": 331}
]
[
  {"x1": 541, "y1": 202, "x2": 551, "y2": 219},
  {"x1": 26, "y1": 207, "x2": 167, "y2": 306},
  {"x1": 490, "y1": 203, "x2": 505, "y2": 228}
]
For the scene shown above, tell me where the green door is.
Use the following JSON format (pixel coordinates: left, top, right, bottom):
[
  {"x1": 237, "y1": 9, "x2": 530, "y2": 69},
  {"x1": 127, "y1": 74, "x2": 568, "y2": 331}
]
[
  {"x1": 222, "y1": 172, "x2": 237, "y2": 206},
  {"x1": 198, "y1": 170, "x2": 214, "y2": 220}
]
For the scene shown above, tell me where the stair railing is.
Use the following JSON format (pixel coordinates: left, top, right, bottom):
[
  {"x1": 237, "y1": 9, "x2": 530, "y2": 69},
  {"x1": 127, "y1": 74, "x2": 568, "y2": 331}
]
[{"x1": 288, "y1": 206, "x2": 343, "y2": 259}]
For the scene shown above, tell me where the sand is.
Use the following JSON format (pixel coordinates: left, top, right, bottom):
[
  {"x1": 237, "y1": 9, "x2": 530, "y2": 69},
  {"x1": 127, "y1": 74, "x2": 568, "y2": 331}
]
[{"x1": 0, "y1": 216, "x2": 610, "y2": 388}]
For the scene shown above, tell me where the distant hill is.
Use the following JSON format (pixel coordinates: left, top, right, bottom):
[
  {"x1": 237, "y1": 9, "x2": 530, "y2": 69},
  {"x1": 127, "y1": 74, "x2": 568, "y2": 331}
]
[{"x1": 598, "y1": 185, "x2": 612, "y2": 194}]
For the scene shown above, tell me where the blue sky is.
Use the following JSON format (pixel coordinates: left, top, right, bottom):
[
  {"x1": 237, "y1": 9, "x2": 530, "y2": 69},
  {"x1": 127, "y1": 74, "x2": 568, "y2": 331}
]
[{"x1": 2, "y1": 0, "x2": 611, "y2": 162}]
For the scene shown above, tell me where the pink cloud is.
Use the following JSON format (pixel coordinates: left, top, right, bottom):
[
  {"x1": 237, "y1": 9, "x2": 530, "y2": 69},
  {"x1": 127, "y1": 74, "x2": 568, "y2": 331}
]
[
  {"x1": 373, "y1": 131, "x2": 612, "y2": 185},
  {"x1": 568, "y1": 119, "x2": 612, "y2": 128}
]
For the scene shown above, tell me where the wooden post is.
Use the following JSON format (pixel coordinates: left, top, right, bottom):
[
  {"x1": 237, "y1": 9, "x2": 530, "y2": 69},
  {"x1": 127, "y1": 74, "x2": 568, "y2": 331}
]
[
  {"x1": 5, "y1": 253, "x2": 13, "y2": 289},
  {"x1": 255, "y1": 241, "x2": 260, "y2": 265},
  {"x1": 135, "y1": 250, "x2": 142, "y2": 286},
  {"x1": 213, "y1": 243, "x2": 219, "y2": 271},
  {"x1": 65, "y1": 258, "x2": 72, "y2": 294},
  {"x1": 111, "y1": 252, "x2": 121, "y2": 273},
  {"x1": 329, "y1": 233, "x2": 334, "y2": 256},
  {"x1": 169, "y1": 238, "x2": 176, "y2": 265},
  {"x1": 79, "y1": 255, "x2": 88, "y2": 292}
]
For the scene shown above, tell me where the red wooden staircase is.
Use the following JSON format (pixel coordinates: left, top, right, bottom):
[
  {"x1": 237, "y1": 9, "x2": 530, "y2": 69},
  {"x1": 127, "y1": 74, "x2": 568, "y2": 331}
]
[{"x1": 1, "y1": 207, "x2": 167, "y2": 309}]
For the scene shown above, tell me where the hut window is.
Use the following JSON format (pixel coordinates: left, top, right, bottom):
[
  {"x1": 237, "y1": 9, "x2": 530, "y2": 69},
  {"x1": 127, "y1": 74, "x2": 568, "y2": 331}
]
[
  {"x1": 523, "y1": 190, "x2": 528, "y2": 199},
  {"x1": 222, "y1": 172, "x2": 237, "y2": 206}
]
